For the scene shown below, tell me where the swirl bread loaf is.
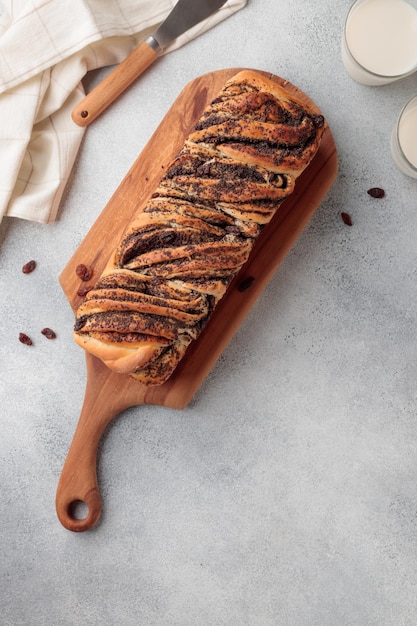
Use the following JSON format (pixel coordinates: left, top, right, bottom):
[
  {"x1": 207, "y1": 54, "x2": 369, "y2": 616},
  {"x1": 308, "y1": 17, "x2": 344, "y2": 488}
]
[{"x1": 73, "y1": 70, "x2": 325, "y2": 385}]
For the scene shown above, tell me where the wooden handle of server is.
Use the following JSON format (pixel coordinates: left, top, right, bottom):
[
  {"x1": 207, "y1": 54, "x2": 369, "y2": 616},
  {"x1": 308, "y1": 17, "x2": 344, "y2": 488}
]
[{"x1": 72, "y1": 40, "x2": 159, "y2": 126}]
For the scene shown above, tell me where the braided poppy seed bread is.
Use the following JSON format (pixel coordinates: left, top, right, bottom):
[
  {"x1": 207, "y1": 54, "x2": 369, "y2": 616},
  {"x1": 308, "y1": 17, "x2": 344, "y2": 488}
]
[{"x1": 73, "y1": 70, "x2": 325, "y2": 385}]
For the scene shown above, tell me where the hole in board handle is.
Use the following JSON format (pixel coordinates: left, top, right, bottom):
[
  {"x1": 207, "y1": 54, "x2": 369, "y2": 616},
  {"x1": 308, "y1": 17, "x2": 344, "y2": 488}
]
[{"x1": 68, "y1": 499, "x2": 89, "y2": 521}]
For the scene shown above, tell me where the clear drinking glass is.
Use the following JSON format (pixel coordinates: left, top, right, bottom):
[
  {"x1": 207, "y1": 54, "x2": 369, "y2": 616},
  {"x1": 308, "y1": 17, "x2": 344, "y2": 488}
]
[
  {"x1": 342, "y1": 0, "x2": 417, "y2": 85},
  {"x1": 390, "y1": 95, "x2": 417, "y2": 178}
]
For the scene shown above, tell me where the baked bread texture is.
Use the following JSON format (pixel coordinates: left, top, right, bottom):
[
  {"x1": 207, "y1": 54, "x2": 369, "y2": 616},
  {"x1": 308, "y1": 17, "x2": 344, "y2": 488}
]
[{"x1": 73, "y1": 70, "x2": 325, "y2": 385}]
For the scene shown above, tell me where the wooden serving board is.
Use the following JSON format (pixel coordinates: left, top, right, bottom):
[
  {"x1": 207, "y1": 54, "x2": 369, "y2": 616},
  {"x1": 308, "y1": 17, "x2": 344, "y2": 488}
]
[{"x1": 56, "y1": 69, "x2": 338, "y2": 531}]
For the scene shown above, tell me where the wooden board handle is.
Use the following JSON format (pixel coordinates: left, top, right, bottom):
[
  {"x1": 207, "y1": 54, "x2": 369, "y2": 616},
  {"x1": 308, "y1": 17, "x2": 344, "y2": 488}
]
[
  {"x1": 55, "y1": 418, "x2": 104, "y2": 532},
  {"x1": 72, "y1": 40, "x2": 159, "y2": 126},
  {"x1": 55, "y1": 354, "x2": 142, "y2": 531}
]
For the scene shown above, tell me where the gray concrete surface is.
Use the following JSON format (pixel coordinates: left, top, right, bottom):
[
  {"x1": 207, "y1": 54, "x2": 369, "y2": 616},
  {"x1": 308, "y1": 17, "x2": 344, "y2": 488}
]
[{"x1": 1, "y1": 1, "x2": 417, "y2": 624}]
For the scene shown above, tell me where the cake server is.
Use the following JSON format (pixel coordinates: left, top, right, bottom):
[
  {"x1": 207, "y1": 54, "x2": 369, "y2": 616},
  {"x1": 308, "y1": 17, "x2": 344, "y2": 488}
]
[{"x1": 72, "y1": 0, "x2": 228, "y2": 126}]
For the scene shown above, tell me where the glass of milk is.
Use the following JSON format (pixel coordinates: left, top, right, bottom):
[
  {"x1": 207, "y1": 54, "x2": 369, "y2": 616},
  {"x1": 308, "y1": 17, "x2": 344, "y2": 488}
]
[
  {"x1": 342, "y1": 0, "x2": 417, "y2": 85},
  {"x1": 391, "y1": 95, "x2": 417, "y2": 178}
]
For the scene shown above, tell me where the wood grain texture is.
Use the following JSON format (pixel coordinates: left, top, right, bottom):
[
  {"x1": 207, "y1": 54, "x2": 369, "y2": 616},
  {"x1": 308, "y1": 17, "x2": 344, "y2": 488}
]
[{"x1": 56, "y1": 69, "x2": 338, "y2": 531}]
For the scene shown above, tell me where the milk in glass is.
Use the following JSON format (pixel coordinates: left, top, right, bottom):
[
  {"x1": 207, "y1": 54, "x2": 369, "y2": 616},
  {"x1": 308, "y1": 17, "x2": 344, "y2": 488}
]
[
  {"x1": 391, "y1": 96, "x2": 417, "y2": 177},
  {"x1": 342, "y1": 0, "x2": 417, "y2": 85}
]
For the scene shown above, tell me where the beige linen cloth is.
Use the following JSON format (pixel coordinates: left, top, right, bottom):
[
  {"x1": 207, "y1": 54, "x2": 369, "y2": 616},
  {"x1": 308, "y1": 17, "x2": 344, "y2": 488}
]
[{"x1": 0, "y1": 0, "x2": 246, "y2": 224}]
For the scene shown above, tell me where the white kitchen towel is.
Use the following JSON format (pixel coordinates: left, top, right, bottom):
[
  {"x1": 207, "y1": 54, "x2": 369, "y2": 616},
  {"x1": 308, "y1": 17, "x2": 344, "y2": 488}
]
[{"x1": 0, "y1": 0, "x2": 246, "y2": 224}]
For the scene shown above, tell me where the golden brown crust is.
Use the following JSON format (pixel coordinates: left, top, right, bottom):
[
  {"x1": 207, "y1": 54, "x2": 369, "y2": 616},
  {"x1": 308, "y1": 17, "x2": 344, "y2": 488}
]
[
  {"x1": 189, "y1": 70, "x2": 324, "y2": 177},
  {"x1": 73, "y1": 70, "x2": 325, "y2": 384}
]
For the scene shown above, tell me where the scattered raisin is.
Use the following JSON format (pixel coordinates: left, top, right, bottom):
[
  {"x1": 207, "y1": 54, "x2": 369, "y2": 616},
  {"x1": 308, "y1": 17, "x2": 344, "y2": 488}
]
[
  {"x1": 22, "y1": 260, "x2": 36, "y2": 274},
  {"x1": 77, "y1": 285, "x2": 93, "y2": 297},
  {"x1": 75, "y1": 263, "x2": 93, "y2": 281},
  {"x1": 41, "y1": 327, "x2": 56, "y2": 340},
  {"x1": 367, "y1": 187, "x2": 385, "y2": 198},
  {"x1": 341, "y1": 212, "x2": 353, "y2": 226},
  {"x1": 238, "y1": 276, "x2": 255, "y2": 292},
  {"x1": 19, "y1": 332, "x2": 33, "y2": 346}
]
